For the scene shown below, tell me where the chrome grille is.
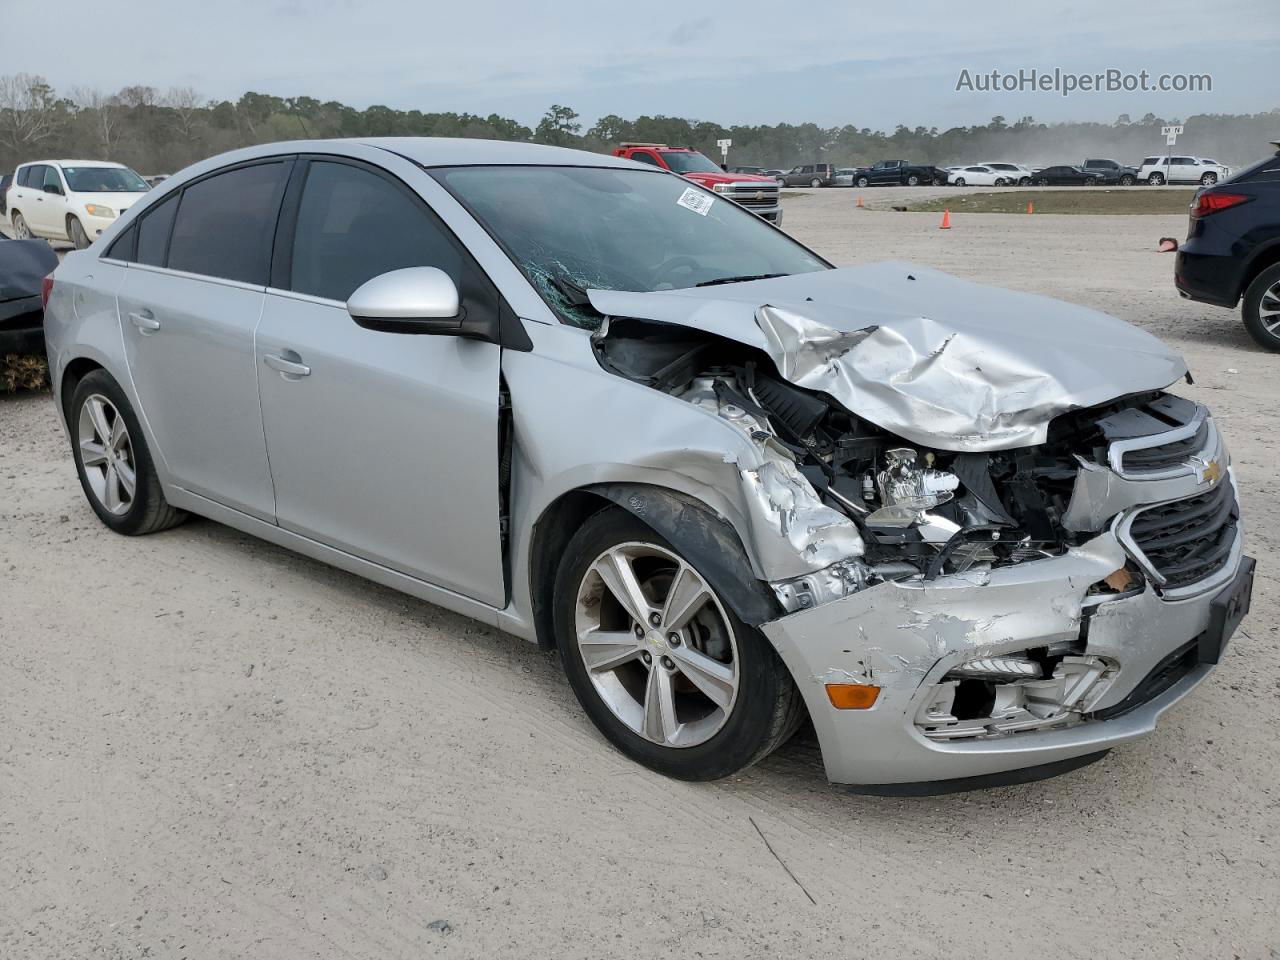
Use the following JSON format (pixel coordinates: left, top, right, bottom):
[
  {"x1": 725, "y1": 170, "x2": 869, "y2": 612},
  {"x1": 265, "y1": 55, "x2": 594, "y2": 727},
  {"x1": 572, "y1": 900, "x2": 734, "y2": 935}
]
[
  {"x1": 1119, "y1": 418, "x2": 1210, "y2": 473},
  {"x1": 1126, "y1": 481, "x2": 1238, "y2": 590}
]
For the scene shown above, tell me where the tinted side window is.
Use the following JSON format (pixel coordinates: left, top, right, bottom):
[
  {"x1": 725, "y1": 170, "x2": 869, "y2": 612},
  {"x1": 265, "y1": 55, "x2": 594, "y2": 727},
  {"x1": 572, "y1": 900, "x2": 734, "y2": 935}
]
[
  {"x1": 20, "y1": 165, "x2": 42, "y2": 187},
  {"x1": 167, "y1": 162, "x2": 288, "y2": 284},
  {"x1": 287, "y1": 161, "x2": 462, "y2": 303},
  {"x1": 42, "y1": 166, "x2": 63, "y2": 191},
  {"x1": 136, "y1": 193, "x2": 179, "y2": 267}
]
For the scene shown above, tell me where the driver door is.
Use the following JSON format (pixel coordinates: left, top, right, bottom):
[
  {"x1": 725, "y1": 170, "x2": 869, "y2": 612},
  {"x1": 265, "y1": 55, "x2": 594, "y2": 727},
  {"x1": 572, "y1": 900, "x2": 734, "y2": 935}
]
[{"x1": 255, "y1": 157, "x2": 506, "y2": 607}]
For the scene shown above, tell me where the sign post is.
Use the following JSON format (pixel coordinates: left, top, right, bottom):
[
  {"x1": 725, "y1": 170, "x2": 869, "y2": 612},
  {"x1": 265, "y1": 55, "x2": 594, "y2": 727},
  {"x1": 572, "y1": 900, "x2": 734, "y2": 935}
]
[
  {"x1": 1160, "y1": 125, "x2": 1185, "y2": 183},
  {"x1": 717, "y1": 138, "x2": 732, "y2": 167}
]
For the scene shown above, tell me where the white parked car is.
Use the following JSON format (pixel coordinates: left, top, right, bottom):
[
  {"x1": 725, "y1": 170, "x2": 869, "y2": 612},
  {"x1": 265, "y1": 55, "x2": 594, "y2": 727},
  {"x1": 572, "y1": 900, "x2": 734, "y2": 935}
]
[
  {"x1": 7, "y1": 160, "x2": 151, "y2": 249},
  {"x1": 1137, "y1": 156, "x2": 1232, "y2": 186},
  {"x1": 978, "y1": 161, "x2": 1033, "y2": 185},
  {"x1": 948, "y1": 165, "x2": 1010, "y2": 186}
]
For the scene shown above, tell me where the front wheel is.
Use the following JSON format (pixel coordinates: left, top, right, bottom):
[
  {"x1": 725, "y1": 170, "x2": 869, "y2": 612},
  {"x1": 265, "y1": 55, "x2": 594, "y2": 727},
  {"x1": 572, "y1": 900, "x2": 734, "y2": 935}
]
[
  {"x1": 554, "y1": 508, "x2": 804, "y2": 781},
  {"x1": 1201, "y1": 172, "x2": 1218, "y2": 186},
  {"x1": 1119, "y1": 174, "x2": 1136, "y2": 186},
  {"x1": 1242, "y1": 263, "x2": 1280, "y2": 353},
  {"x1": 12, "y1": 211, "x2": 31, "y2": 239},
  {"x1": 954, "y1": 178, "x2": 966, "y2": 187},
  {"x1": 906, "y1": 174, "x2": 921, "y2": 186},
  {"x1": 68, "y1": 370, "x2": 188, "y2": 535},
  {"x1": 68, "y1": 216, "x2": 90, "y2": 250},
  {"x1": 809, "y1": 178, "x2": 822, "y2": 188},
  {"x1": 1019, "y1": 176, "x2": 1031, "y2": 185},
  {"x1": 856, "y1": 176, "x2": 869, "y2": 188},
  {"x1": 1035, "y1": 178, "x2": 1049, "y2": 186}
]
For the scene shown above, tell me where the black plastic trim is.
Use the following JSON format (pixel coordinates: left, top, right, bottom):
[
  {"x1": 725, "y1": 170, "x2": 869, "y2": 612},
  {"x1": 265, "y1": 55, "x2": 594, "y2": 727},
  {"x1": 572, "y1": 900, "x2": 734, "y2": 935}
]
[{"x1": 841, "y1": 750, "x2": 1110, "y2": 796}]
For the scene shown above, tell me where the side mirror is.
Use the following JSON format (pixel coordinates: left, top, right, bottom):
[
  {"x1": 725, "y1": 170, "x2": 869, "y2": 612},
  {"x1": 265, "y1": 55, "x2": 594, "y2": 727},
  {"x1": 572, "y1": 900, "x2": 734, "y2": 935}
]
[
  {"x1": 43, "y1": 183, "x2": 63, "y2": 196},
  {"x1": 346, "y1": 266, "x2": 462, "y2": 334}
]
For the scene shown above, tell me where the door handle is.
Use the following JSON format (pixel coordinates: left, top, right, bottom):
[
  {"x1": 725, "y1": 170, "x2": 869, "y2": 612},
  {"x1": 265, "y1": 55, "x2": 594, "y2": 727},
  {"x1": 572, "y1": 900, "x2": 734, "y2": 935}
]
[
  {"x1": 128, "y1": 310, "x2": 160, "y2": 333},
  {"x1": 264, "y1": 352, "x2": 311, "y2": 378}
]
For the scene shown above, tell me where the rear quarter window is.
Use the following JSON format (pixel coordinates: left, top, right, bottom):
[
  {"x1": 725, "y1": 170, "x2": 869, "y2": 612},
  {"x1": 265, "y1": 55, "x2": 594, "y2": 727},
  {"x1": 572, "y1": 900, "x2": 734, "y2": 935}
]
[{"x1": 166, "y1": 162, "x2": 289, "y2": 285}]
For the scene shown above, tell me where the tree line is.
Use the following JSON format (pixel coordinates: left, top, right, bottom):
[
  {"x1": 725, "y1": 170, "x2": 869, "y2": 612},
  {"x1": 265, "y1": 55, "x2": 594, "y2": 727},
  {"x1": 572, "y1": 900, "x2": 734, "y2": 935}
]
[{"x1": 1, "y1": 73, "x2": 1275, "y2": 178}]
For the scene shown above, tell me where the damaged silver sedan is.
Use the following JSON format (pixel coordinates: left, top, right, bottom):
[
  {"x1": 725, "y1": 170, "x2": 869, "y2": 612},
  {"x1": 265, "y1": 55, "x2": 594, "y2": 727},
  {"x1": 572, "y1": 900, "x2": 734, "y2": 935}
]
[{"x1": 44, "y1": 138, "x2": 1255, "y2": 792}]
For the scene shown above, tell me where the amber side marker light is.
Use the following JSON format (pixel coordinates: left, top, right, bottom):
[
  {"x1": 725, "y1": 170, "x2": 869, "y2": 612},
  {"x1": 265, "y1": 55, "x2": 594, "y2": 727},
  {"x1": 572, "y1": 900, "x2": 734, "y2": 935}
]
[{"x1": 825, "y1": 684, "x2": 881, "y2": 710}]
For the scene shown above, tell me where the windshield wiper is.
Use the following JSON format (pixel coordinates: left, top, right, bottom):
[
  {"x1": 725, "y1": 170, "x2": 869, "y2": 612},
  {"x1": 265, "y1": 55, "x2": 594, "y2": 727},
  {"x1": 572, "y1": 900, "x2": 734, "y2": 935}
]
[{"x1": 695, "y1": 272, "x2": 788, "y2": 288}]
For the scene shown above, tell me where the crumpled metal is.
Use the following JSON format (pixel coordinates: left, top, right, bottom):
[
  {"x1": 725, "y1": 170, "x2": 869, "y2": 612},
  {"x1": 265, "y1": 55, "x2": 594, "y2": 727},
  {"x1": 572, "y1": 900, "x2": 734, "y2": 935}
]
[{"x1": 588, "y1": 263, "x2": 1189, "y2": 452}]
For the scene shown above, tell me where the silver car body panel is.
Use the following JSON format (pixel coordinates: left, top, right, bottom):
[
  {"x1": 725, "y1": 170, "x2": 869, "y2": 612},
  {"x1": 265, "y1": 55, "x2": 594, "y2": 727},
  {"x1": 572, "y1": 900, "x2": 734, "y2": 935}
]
[
  {"x1": 587, "y1": 264, "x2": 1188, "y2": 452},
  {"x1": 42, "y1": 138, "x2": 1247, "y2": 788}
]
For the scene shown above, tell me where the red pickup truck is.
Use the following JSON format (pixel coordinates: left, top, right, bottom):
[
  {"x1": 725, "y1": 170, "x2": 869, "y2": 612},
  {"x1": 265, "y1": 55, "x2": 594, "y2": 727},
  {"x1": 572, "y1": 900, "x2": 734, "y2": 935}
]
[{"x1": 611, "y1": 143, "x2": 783, "y2": 225}]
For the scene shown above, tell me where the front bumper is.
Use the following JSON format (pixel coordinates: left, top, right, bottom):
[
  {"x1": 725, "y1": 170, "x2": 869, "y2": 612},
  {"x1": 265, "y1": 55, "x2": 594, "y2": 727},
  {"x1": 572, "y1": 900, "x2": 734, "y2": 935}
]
[{"x1": 762, "y1": 526, "x2": 1248, "y2": 789}]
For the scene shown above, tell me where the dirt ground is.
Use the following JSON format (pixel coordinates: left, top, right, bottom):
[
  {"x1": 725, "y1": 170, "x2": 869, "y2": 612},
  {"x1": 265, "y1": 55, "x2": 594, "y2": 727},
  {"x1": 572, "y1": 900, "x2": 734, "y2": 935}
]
[{"x1": 2, "y1": 188, "x2": 1277, "y2": 959}]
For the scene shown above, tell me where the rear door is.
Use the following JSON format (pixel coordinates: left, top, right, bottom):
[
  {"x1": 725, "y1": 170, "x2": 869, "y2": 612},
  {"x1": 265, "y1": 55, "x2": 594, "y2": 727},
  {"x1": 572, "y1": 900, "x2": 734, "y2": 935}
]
[
  {"x1": 117, "y1": 159, "x2": 291, "y2": 520},
  {"x1": 255, "y1": 156, "x2": 506, "y2": 606}
]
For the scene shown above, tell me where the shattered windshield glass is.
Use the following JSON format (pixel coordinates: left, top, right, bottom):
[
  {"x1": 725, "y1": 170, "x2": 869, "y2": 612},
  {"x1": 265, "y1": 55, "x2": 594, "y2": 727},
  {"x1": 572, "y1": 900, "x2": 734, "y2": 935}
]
[{"x1": 432, "y1": 165, "x2": 828, "y2": 328}]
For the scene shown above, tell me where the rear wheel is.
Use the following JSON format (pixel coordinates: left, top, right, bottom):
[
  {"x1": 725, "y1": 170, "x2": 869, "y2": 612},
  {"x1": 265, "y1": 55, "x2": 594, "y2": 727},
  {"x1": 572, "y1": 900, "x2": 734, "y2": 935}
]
[
  {"x1": 12, "y1": 211, "x2": 30, "y2": 239},
  {"x1": 68, "y1": 370, "x2": 187, "y2": 535},
  {"x1": 555, "y1": 508, "x2": 803, "y2": 781},
  {"x1": 68, "y1": 216, "x2": 90, "y2": 249},
  {"x1": 1019, "y1": 176, "x2": 1031, "y2": 185},
  {"x1": 1242, "y1": 263, "x2": 1280, "y2": 353},
  {"x1": 1035, "y1": 178, "x2": 1049, "y2": 186}
]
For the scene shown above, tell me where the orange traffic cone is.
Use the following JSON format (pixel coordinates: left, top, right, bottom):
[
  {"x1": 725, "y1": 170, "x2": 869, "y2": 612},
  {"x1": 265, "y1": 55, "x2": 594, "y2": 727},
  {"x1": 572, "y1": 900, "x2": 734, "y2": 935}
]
[
  {"x1": 939, "y1": 210, "x2": 951, "y2": 229},
  {"x1": 1026, "y1": 201, "x2": 1034, "y2": 214},
  {"x1": 855, "y1": 195, "x2": 864, "y2": 208}
]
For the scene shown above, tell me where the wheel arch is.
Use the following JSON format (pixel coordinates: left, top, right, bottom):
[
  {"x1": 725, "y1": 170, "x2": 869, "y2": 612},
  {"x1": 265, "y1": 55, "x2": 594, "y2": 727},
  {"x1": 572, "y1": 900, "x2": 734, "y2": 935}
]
[
  {"x1": 59, "y1": 355, "x2": 106, "y2": 420},
  {"x1": 1239, "y1": 240, "x2": 1280, "y2": 300},
  {"x1": 527, "y1": 482, "x2": 780, "y2": 650}
]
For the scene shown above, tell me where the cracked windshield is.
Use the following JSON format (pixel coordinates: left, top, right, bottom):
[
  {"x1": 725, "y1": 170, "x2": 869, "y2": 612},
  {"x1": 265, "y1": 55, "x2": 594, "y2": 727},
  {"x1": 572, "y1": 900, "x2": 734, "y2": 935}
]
[{"x1": 434, "y1": 165, "x2": 827, "y2": 328}]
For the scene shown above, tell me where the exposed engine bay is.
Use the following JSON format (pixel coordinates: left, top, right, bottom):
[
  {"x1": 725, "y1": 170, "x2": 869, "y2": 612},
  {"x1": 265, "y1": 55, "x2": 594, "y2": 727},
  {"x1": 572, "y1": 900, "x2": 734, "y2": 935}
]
[{"x1": 593, "y1": 315, "x2": 1218, "y2": 615}]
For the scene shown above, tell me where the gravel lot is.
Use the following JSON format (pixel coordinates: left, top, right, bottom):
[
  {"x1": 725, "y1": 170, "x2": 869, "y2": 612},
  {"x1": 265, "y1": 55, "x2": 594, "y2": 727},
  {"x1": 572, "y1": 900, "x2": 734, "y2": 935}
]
[{"x1": 2, "y1": 188, "x2": 1277, "y2": 959}]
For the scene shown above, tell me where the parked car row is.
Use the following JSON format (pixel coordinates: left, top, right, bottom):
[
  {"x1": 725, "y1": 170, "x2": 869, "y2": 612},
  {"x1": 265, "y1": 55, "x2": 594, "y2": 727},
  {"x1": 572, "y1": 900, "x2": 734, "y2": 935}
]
[{"x1": 740, "y1": 155, "x2": 1236, "y2": 188}]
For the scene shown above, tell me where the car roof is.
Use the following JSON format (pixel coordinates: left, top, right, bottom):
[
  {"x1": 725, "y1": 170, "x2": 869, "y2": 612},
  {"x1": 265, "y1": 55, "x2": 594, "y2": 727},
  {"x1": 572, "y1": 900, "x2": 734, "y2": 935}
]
[
  {"x1": 19, "y1": 159, "x2": 130, "y2": 168},
  {"x1": 233, "y1": 137, "x2": 643, "y2": 170}
]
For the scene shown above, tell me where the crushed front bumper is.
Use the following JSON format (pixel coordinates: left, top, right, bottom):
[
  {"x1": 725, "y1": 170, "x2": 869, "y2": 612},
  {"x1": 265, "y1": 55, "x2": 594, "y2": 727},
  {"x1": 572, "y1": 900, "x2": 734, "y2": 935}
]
[{"x1": 761, "y1": 528, "x2": 1251, "y2": 790}]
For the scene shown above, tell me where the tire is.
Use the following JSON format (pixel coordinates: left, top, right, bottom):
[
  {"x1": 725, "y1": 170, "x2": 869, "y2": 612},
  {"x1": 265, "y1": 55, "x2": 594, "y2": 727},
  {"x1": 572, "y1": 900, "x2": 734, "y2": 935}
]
[
  {"x1": 856, "y1": 176, "x2": 869, "y2": 188},
  {"x1": 554, "y1": 507, "x2": 804, "y2": 781},
  {"x1": 809, "y1": 178, "x2": 821, "y2": 188},
  {"x1": 1242, "y1": 262, "x2": 1280, "y2": 353},
  {"x1": 1019, "y1": 177, "x2": 1031, "y2": 186},
  {"x1": 1201, "y1": 172, "x2": 1218, "y2": 186},
  {"x1": 68, "y1": 370, "x2": 187, "y2": 535},
  {"x1": 12, "y1": 211, "x2": 31, "y2": 239},
  {"x1": 906, "y1": 174, "x2": 921, "y2": 186},
  {"x1": 1119, "y1": 174, "x2": 1136, "y2": 186},
  {"x1": 68, "y1": 216, "x2": 90, "y2": 250},
  {"x1": 994, "y1": 177, "x2": 1007, "y2": 186},
  {"x1": 954, "y1": 178, "x2": 966, "y2": 187},
  {"x1": 1036, "y1": 178, "x2": 1049, "y2": 186},
  {"x1": 1148, "y1": 173, "x2": 1165, "y2": 186}
]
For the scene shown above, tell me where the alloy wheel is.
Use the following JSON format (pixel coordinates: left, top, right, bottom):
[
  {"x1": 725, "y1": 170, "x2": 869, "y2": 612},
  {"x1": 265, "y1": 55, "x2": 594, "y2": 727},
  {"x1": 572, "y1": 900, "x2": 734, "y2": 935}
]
[
  {"x1": 77, "y1": 393, "x2": 136, "y2": 515},
  {"x1": 13, "y1": 213, "x2": 30, "y2": 239},
  {"x1": 574, "y1": 542, "x2": 739, "y2": 748},
  {"x1": 1260, "y1": 279, "x2": 1280, "y2": 338}
]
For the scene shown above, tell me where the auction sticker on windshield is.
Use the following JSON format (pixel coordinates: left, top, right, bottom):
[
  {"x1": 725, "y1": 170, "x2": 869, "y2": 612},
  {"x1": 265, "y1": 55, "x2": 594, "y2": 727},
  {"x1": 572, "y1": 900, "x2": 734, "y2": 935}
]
[{"x1": 676, "y1": 186, "x2": 714, "y2": 216}]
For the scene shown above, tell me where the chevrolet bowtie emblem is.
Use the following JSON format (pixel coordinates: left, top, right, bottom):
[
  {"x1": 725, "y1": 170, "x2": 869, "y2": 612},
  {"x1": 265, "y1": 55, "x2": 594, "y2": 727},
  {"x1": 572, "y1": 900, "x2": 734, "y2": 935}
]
[
  {"x1": 756, "y1": 191, "x2": 764, "y2": 200},
  {"x1": 1193, "y1": 457, "x2": 1222, "y2": 485}
]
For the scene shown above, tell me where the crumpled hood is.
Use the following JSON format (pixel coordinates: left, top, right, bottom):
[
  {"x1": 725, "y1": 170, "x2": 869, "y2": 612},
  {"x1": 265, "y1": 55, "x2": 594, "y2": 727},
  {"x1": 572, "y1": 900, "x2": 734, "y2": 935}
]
[{"x1": 588, "y1": 262, "x2": 1188, "y2": 451}]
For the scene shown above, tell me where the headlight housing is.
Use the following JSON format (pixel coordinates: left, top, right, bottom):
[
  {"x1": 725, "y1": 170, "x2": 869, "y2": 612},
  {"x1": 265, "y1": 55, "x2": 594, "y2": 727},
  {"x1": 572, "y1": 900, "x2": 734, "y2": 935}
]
[
  {"x1": 711, "y1": 183, "x2": 731, "y2": 193},
  {"x1": 84, "y1": 204, "x2": 115, "y2": 219}
]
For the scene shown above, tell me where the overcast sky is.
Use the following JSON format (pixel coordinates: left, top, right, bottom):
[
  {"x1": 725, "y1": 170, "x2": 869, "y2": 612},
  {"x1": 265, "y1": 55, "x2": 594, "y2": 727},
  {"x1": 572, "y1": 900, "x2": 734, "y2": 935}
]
[{"x1": 11, "y1": 0, "x2": 1276, "y2": 130}]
